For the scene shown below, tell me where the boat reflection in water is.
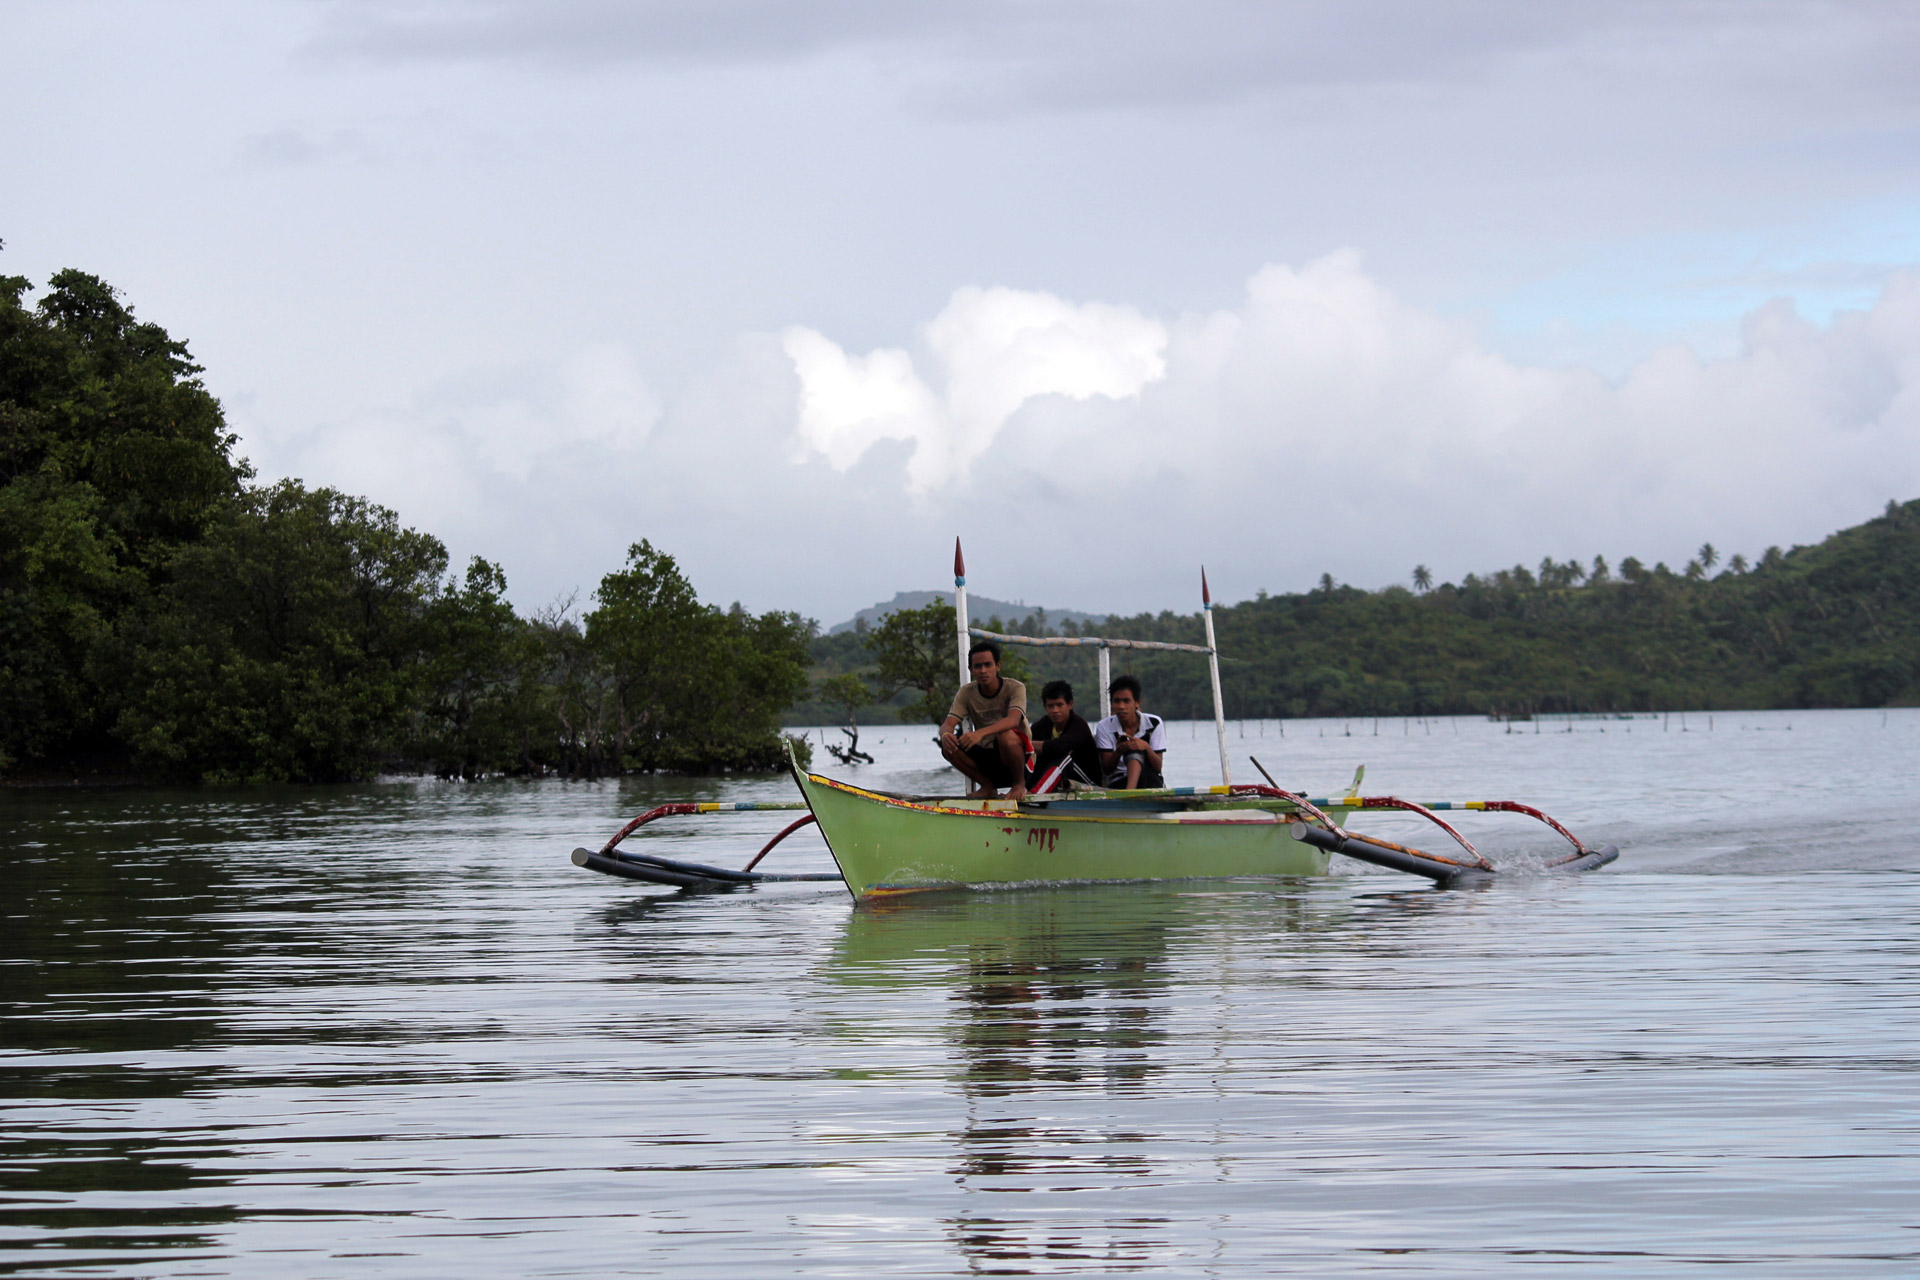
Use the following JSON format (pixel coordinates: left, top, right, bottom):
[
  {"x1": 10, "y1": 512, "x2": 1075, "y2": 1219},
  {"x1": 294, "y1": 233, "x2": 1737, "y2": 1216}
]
[{"x1": 827, "y1": 880, "x2": 1354, "y2": 1273}]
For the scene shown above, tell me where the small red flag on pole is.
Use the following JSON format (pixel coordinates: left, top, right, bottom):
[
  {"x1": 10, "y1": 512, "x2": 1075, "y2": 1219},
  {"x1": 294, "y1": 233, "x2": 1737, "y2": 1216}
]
[{"x1": 953, "y1": 538, "x2": 971, "y2": 689}]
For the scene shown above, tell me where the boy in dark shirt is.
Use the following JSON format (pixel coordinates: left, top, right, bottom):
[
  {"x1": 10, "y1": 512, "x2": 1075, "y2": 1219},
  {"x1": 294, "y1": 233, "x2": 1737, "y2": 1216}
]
[{"x1": 1027, "y1": 680, "x2": 1100, "y2": 792}]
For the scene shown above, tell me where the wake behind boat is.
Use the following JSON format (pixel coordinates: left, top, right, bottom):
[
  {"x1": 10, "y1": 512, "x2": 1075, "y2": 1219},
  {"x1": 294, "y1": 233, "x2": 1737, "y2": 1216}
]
[{"x1": 570, "y1": 542, "x2": 1618, "y2": 900}]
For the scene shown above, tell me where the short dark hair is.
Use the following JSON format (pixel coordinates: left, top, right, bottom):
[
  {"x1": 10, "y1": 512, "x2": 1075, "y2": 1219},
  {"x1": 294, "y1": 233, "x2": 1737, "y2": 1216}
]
[
  {"x1": 968, "y1": 639, "x2": 1001, "y2": 663},
  {"x1": 1108, "y1": 674, "x2": 1142, "y2": 700},
  {"x1": 1040, "y1": 680, "x2": 1073, "y2": 703}
]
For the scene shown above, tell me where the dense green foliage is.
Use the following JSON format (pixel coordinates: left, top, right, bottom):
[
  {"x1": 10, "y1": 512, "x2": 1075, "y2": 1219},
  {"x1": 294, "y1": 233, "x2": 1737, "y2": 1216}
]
[
  {"x1": 1024, "y1": 511, "x2": 1920, "y2": 719},
  {"x1": 864, "y1": 600, "x2": 961, "y2": 724},
  {"x1": 568, "y1": 541, "x2": 812, "y2": 774},
  {"x1": 0, "y1": 268, "x2": 248, "y2": 770},
  {"x1": 109, "y1": 482, "x2": 448, "y2": 782},
  {"x1": 1, "y1": 267, "x2": 810, "y2": 782},
  {"x1": 797, "y1": 604, "x2": 1035, "y2": 726},
  {"x1": 801, "y1": 509, "x2": 1920, "y2": 724}
]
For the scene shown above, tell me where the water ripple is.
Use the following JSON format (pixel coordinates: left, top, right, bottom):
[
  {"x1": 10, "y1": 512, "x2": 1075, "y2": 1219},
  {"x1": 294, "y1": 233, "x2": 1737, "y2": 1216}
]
[{"x1": 3, "y1": 710, "x2": 1917, "y2": 1276}]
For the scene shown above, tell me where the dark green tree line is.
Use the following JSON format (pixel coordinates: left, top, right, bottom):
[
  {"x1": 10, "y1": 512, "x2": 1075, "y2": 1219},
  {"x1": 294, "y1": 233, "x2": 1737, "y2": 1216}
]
[
  {"x1": 2, "y1": 264, "x2": 809, "y2": 782},
  {"x1": 1081, "y1": 504, "x2": 1920, "y2": 719},
  {"x1": 801, "y1": 503, "x2": 1920, "y2": 725}
]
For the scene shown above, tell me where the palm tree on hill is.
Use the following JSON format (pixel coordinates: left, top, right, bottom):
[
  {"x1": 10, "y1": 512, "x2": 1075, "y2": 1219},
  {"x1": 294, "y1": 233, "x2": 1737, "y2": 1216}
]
[
  {"x1": 1698, "y1": 542, "x2": 1718, "y2": 572},
  {"x1": 1412, "y1": 565, "x2": 1432, "y2": 592}
]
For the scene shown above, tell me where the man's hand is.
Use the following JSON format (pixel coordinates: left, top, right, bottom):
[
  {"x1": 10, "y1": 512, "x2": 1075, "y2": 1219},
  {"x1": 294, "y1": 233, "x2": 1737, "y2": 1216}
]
[{"x1": 960, "y1": 713, "x2": 1024, "y2": 753}]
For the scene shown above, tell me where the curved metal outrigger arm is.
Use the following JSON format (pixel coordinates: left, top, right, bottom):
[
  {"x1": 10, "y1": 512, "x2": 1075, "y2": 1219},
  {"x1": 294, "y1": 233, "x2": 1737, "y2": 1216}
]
[{"x1": 578, "y1": 800, "x2": 833, "y2": 890}]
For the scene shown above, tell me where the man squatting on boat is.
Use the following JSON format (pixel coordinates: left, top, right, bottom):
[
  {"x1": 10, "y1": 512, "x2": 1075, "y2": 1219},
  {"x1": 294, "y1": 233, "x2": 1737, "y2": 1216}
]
[
  {"x1": 939, "y1": 641, "x2": 1164, "y2": 798},
  {"x1": 939, "y1": 641, "x2": 1032, "y2": 799}
]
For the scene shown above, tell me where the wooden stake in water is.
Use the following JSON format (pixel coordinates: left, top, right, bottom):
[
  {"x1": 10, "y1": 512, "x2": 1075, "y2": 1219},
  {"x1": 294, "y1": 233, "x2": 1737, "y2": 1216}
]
[{"x1": 1202, "y1": 568, "x2": 1232, "y2": 786}]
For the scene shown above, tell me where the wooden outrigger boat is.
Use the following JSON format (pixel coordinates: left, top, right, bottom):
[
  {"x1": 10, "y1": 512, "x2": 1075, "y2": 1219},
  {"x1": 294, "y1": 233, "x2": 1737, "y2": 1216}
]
[{"x1": 571, "y1": 543, "x2": 1618, "y2": 900}]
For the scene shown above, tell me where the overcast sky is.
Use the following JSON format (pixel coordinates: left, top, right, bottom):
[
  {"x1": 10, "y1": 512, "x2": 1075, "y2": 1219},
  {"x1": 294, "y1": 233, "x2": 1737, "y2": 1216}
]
[{"x1": 6, "y1": 1, "x2": 1919, "y2": 622}]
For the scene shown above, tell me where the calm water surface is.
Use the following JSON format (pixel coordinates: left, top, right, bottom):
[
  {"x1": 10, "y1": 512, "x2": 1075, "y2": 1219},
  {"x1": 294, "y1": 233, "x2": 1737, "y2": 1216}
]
[{"x1": 4, "y1": 709, "x2": 1918, "y2": 1276}]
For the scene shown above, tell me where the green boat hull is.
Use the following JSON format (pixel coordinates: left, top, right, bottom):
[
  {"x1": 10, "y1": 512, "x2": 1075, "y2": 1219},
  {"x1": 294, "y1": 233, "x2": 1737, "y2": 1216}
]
[{"x1": 796, "y1": 771, "x2": 1342, "y2": 900}]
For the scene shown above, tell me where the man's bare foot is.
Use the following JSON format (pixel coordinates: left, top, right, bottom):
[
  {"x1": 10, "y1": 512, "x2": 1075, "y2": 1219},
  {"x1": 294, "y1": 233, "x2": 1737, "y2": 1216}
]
[
  {"x1": 967, "y1": 785, "x2": 999, "y2": 799},
  {"x1": 1006, "y1": 784, "x2": 1029, "y2": 801}
]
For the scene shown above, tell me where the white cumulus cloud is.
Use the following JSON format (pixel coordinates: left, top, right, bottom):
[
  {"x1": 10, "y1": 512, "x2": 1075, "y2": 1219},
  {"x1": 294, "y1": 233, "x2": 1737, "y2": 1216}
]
[
  {"x1": 783, "y1": 328, "x2": 941, "y2": 472},
  {"x1": 250, "y1": 255, "x2": 1920, "y2": 623},
  {"x1": 763, "y1": 251, "x2": 1920, "y2": 615},
  {"x1": 784, "y1": 285, "x2": 1168, "y2": 490}
]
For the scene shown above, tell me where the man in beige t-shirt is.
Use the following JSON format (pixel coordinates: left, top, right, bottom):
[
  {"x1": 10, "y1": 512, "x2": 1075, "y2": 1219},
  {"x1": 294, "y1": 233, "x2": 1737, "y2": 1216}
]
[{"x1": 938, "y1": 640, "x2": 1031, "y2": 799}]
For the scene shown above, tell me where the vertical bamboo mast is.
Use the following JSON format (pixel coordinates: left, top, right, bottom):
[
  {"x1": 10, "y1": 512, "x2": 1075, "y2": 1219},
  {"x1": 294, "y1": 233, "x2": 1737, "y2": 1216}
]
[
  {"x1": 953, "y1": 537, "x2": 971, "y2": 690},
  {"x1": 1202, "y1": 568, "x2": 1232, "y2": 786},
  {"x1": 1098, "y1": 646, "x2": 1111, "y2": 720}
]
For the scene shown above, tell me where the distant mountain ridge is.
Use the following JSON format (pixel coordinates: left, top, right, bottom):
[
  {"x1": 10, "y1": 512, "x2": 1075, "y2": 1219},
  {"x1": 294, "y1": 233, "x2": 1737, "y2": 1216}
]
[{"x1": 828, "y1": 591, "x2": 1108, "y2": 635}]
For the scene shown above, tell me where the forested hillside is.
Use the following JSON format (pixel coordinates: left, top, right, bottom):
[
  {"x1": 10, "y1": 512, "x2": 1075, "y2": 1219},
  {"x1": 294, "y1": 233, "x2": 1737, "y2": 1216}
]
[
  {"x1": 1, "y1": 266, "x2": 808, "y2": 783},
  {"x1": 1115, "y1": 506, "x2": 1920, "y2": 718},
  {"x1": 804, "y1": 505, "x2": 1920, "y2": 723}
]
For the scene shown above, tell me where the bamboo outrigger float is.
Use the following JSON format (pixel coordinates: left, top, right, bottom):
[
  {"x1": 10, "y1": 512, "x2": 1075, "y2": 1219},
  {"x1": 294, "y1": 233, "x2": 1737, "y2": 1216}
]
[{"x1": 571, "y1": 542, "x2": 1618, "y2": 899}]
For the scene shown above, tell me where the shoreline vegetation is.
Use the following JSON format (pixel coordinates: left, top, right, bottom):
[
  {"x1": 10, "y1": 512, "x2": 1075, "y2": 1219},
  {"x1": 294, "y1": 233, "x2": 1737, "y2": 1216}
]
[
  {"x1": 2, "y1": 267, "x2": 810, "y2": 784},
  {"x1": 806, "y1": 501, "x2": 1920, "y2": 727},
  {"x1": 6, "y1": 266, "x2": 1916, "y2": 786}
]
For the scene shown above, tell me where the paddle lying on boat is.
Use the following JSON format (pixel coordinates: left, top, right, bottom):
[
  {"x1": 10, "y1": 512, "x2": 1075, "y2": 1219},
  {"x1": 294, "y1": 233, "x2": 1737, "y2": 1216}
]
[{"x1": 569, "y1": 544, "x2": 1618, "y2": 898}]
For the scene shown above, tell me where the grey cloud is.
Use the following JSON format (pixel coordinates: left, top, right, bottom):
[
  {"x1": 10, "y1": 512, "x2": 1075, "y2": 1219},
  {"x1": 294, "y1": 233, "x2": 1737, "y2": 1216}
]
[
  {"x1": 309, "y1": 0, "x2": 955, "y2": 68},
  {"x1": 307, "y1": 0, "x2": 1920, "y2": 115},
  {"x1": 237, "y1": 126, "x2": 382, "y2": 169}
]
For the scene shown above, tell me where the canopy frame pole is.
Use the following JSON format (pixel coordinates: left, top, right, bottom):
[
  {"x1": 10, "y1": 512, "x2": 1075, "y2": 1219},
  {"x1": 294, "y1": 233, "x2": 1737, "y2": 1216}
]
[
  {"x1": 953, "y1": 537, "x2": 970, "y2": 690},
  {"x1": 1098, "y1": 645, "x2": 1111, "y2": 720},
  {"x1": 1202, "y1": 568, "x2": 1231, "y2": 786},
  {"x1": 967, "y1": 629, "x2": 1213, "y2": 655}
]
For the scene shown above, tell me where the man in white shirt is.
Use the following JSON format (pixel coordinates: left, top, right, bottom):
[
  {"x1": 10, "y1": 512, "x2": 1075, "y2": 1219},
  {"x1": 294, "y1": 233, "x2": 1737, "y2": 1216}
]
[{"x1": 1091, "y1": 674, "x2": 1166, "y2": 789}]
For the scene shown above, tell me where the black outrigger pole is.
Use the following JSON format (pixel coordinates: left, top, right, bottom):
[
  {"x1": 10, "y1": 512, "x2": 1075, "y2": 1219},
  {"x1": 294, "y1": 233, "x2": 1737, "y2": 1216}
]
[
  {"x1": 570, "y1": 802, "x2": 841, "y2": 891},
  {"x1": 1248, "y1": 756, "x2": 1619, "y2": 887}
]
